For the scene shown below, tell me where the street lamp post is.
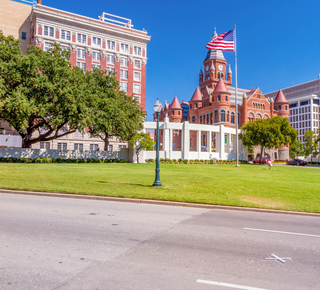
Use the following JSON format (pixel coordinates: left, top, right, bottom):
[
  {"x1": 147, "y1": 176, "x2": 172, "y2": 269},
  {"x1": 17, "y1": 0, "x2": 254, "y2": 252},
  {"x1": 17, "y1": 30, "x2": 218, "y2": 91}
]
[{"x1": 153, "y1": 99, "x2": 162, "y2": 187}]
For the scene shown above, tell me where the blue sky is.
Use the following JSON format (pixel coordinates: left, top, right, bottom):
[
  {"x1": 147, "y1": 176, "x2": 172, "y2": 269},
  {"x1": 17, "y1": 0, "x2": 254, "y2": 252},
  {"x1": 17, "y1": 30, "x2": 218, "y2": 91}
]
[{"x1": 41, "y1": 0, "x2": 320, "y2": 120}]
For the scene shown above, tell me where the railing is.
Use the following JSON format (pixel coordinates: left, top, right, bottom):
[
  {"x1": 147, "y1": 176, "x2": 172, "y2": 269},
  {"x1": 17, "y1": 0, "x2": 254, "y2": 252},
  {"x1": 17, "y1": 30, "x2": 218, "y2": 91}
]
[{"x1": 98, "y1": 12, "x2": 133, "y2": 28}]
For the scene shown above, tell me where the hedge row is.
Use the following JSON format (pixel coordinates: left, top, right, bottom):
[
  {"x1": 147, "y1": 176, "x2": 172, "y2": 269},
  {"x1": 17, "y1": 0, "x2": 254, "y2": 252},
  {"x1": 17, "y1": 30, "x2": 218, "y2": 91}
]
[
  {"x1": 0, "y1": 157, "x2": 128, "y2": 163},
  {"x1": 145, "y1": 158, "x2": 247, "y2": 164}
]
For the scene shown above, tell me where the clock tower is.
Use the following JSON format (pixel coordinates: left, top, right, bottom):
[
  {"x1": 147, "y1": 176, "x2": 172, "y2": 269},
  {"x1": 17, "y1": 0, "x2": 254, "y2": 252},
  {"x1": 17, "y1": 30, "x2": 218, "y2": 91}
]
[{"x1": 199, "y1": 31, "x2": 232, "y2": 90}]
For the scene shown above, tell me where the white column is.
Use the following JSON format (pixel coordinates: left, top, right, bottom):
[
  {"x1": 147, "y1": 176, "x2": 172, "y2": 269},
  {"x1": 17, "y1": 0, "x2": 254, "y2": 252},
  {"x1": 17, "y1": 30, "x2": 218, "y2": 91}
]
[
  {"x1": 183, "y1": 122, "x2": 190, "y2": 160},
  {"x1": 208, "y1": 130, "x2": 212, "y2": 156},
  {"x1": 219, "y1": 125, "x2": 225, "y2": 160},
  {"x1": 197, "y1": 129, "x2": 201, "y2": 159},
  {"x1": 169, "y1": 128, "x2": 172, "y2": 159}
]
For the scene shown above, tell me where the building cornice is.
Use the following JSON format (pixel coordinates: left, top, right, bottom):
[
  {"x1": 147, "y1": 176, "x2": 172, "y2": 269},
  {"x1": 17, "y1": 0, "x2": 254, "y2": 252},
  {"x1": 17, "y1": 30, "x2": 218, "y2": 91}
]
[{"x1": 32, "y1": 5, "x2": 151, "y2": 44}]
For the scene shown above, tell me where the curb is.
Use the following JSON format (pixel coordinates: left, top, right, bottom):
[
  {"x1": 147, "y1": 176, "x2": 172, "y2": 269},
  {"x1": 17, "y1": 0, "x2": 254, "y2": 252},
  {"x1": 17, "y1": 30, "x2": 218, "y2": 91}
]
[{"x1": 1, "y1": 188, "x2": 319, "y2": 217}]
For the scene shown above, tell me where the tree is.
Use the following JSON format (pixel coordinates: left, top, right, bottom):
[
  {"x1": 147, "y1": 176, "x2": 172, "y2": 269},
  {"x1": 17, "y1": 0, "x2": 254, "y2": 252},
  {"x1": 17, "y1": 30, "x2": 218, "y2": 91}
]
[
  {"x1": 0, "y1": 32, "x2": 89, "y2": 148},
  {"x1": 304, "y1": 130, "x2": 319, "y2": 162},
  {"x1": 289, "y1": 139, "x2": 304, "y2": 159},
  {"x1": 239, "y1": 116, "x2": 298, "y2": 163},
  {"x1": 130, "y1": 132, "x2": 154, "y2": 163},
  {"x1": 86, "y1": 69, "x2": 146, "y2": 150}
]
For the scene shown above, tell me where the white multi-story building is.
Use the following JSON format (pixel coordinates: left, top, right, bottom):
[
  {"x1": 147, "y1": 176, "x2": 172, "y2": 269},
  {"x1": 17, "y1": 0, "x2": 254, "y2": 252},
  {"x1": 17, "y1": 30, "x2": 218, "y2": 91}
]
[{"x1": 266, "y1": 77, "x2": 320, "y2": 142}]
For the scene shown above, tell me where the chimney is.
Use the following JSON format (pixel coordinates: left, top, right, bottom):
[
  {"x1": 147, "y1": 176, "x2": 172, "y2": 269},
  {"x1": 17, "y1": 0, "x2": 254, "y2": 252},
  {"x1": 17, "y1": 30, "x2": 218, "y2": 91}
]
[{"x1": 37, "y1": 0, "x2": 42, "y2": 4}]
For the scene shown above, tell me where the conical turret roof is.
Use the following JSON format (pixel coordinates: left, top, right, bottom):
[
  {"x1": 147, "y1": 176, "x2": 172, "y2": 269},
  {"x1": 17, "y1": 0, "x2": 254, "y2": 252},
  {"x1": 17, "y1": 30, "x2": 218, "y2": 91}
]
[
  {"x1": 170, "y1": 96, "x2": 182, "y2": 109},
  {"x1": 274, "y1": 89, "x2": 288, "y2": 103},
  {"x1": 190, "y1": 87, "x2": 202, "y2": 102},
  {"x1": 214, "y1": 79, "x2": 229, "y2": 93}
]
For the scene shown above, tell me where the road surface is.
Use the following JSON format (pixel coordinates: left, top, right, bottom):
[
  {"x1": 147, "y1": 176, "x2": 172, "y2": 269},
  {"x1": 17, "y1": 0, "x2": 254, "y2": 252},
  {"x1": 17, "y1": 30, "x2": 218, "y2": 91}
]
[{"x1": 1, "y1": 193, "x2": 319, "y2": 289}]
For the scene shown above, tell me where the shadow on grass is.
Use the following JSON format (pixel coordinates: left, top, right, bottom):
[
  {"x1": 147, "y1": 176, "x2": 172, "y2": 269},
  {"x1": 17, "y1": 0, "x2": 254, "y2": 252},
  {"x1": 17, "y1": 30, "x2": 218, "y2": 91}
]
[{"x1": 97, "y1": 181, "x2": 154, "y2": 188}]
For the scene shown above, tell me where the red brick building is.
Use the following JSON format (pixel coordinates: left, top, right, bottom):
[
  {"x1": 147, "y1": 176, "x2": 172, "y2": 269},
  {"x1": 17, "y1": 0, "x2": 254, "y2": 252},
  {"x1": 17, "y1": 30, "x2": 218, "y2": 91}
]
[{"x1": 154, "y1": 39, "x2": 290, "y2": 160}]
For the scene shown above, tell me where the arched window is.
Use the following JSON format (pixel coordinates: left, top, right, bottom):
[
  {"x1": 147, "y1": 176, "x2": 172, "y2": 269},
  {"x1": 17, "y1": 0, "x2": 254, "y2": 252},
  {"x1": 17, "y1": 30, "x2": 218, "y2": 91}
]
[
  {"x1": 203, "y1": 115, "x2": 206, "y2": 124},
  {"x1": 210, "y1": 113, "x2": 213, "y2": 124},
  {"x1": 231, "y1": 112, "x2": 235, "y2": 124},
  {"x1": 207, "y1": 114, "x2": 209, "y2": 124},
  {"x1": 221, "y1": 110, "x2": 225, "y2": 122},
  {"x1": 227, "y1": 111, "x2": 229, "y2": 122},
  {"x1": 191, "y1": 116, "x2": 196, "y2": 123},
  {"x1": 214, "y1": 111, "x2": 218, "y2": 123},
  {"x1": 200, "y1": 116, "x2": 202, "y2": 124}
]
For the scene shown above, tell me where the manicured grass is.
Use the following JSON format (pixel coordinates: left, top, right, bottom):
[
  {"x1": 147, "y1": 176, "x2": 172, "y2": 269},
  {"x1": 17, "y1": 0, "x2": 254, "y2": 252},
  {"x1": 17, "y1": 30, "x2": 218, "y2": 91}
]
[{"x1": 0, "y1": 163, "x2": 319, "y2": 213}]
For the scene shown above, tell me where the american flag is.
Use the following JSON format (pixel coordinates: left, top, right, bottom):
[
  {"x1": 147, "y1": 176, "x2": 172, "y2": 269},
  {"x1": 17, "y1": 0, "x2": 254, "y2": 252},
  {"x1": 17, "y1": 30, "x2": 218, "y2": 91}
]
[{"x1": 206, "y1": 30, "x2": 234, "y2": 51}]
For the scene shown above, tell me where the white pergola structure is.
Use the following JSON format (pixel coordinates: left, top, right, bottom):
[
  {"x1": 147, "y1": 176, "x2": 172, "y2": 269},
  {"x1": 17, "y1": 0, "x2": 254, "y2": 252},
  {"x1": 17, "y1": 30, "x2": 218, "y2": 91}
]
[{"x1": 140, "y1": 115, "x2": 248, "y2": 163}]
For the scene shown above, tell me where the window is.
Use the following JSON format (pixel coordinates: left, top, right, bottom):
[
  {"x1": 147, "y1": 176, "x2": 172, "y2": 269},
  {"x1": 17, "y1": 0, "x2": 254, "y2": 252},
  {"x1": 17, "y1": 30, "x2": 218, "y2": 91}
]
[
  {"x1": 61, "y1": 30, "x2": 71, "y2": 41},
  {"x1": 44, "y1": 26, "x2": 54, "y2": 37},
  {"x1": 221, "y1": 110, "x2": 225, "y2": 122},
  {"x1": 108, "y1": 145, "x2": 113, "y2": 151},
  {"x1": 134, "y1": 72, "x2": 141, "y2": 81},
  {"x1": 120, "y1": 69, "x2": 128, "y2": 79},
  {"x1": 107, "y1": 67, "x2": 115, "y2": 73},
  {"x1": 77, "y1": 33, "x2": 86, "y2": 44},
  {"x1": 90, "y1": 144, "x2": 99, "y2": 150},
  {"x1": 134, "y1": 96, "x2": 141, "y2": 104},
  {"x1": 21, "y1": 32, "x2": 27, "y2": 40},
  {"x1": 107, "y1": 54, "x2": 115, "y2": 65},
  {"x1": 231, "y1": 112, "x2": 235, "y2": 124},
  {"x1": 214, "y1": 111, "x2": 218, "y2": 123},
  {"x1": 120, "y1": 43, "x2": 129, "y2": 53},
  {"x1": 76, "y1": 62, "x2": 86, "y2": 71},
  {"x1": 92, "y1": 37, "x2": 101, "y2": 47},
  {"x1": 134, "y1": 46, "x2": 142, "y2": 56},
  {"x1": 133, "y1": 84, "x2": 140, "y2": 94},
  {"x1": 92, "y1": 51, "x2": 101, "y2": 62},
  {"x1": 218, "y1": 95, "x2": 221, "y2": 101},
  {"x1": 134, "y1": 60, "x2": 141, "y2": 69},
  {"x1": 118, "y1": 145, "x2": 126, "y2": 151},
  {"x1": 120, "y1": 82, "x2": 128, "y2": 92},
  {"x1": 44, "y1": 42, "x2": 52, "y2": 52},
  {"x1": 92, "y1": 64, "x2": 101, "y2": 70},
  {"x1": 74, "y1": 143, "x2": 83, "y2": 151},
  {"x1": 120, "y1": 57, "x2": 128, "y2": 67},
  {"x1": 191, "y1": 116, "x2": 196, "y2": 123},
  {"x1": 61, "y1": 46, "x2": 70, "y2": 55},
  {"x1": 40, "y1": 142, "x2": 50, "y2": 149},
  {"x1": 107, "y1": 40, "x2": 115, "y2": 50},
  {"x1": 58, "y1": 143, "x2": 67, "y2": 150},
  {"x1": 77, "y1": 48, "x2": 86, "y2": 59}
]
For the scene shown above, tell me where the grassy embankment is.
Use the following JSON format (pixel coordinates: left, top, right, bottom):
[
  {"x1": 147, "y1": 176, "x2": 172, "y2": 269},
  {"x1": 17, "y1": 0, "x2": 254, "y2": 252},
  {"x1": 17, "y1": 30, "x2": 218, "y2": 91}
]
[{"x1": 0, "y1": 163, "x2": 319, "y2": 213}]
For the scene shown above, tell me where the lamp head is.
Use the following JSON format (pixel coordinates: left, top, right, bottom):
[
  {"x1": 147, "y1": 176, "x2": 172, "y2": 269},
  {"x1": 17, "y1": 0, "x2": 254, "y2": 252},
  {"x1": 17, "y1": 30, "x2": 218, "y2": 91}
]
[{"x1": 154, "y1": 99, "x2": 162, "y2": 113}]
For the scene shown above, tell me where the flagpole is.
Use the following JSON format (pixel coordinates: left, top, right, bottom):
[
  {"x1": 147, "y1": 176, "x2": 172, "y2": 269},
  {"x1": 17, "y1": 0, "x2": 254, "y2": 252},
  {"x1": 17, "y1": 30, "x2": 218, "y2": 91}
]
[{"x1": 234, "y1": 25, "x2": 239, "y2": 167}]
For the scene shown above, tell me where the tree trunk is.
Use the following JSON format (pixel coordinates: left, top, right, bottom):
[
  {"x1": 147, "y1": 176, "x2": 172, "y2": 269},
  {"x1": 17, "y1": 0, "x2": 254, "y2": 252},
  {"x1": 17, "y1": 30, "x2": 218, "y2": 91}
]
[
  {"x1": 103, "y1": 133, "x2": 110, "y2": 151},
  {"x1": 260, "y1": 146, "x2": 264, "y2": 164},
  {"x1": 136, "y1": 152, "x2": 139, "y2": 163}
]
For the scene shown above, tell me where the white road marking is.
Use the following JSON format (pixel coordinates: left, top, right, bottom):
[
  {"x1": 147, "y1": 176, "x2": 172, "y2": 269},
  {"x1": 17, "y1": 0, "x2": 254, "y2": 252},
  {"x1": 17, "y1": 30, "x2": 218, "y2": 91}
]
[
  {"x1": 243, "y1": 227, "x2": 320, "y2": 238},
  {"x1": 264, "y1": 254, "x2": 292, "y2": 264},
  {"x1": 196, "y1": 279, "x2": 268, "y2": 290}
]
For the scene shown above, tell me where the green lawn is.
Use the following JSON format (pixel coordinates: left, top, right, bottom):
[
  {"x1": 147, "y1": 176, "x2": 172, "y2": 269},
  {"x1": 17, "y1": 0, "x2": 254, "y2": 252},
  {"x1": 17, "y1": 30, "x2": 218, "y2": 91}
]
[{"x1": 0, "y1": 163, "x2": 319, "y2": 213}]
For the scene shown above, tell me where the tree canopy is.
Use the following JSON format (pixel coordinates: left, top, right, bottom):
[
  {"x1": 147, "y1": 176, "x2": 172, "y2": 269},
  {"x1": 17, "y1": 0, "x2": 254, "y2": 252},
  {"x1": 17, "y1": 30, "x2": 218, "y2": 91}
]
[
  {"x1": 130, "y1": 132, "x2": 154, "y2": 163},
  {"x1": 0, "y1": 31, "x2": 145, "y2": 149},
  {"x1": 86, "y1": 69, "x2": 146, "y2": 150},
  {"x1": 239, "y1": 116, "x2": 298, "y2": 162},
  {"x1": 304, "y1": 130, "x2": 319, "y2": 161}
]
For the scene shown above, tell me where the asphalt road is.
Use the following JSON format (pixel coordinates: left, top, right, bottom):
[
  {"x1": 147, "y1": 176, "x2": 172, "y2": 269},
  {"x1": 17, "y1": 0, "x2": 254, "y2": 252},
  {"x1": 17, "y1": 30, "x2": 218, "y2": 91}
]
[{"x1": 1, "y1": 193, "x2": 319, "y2": 290}]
